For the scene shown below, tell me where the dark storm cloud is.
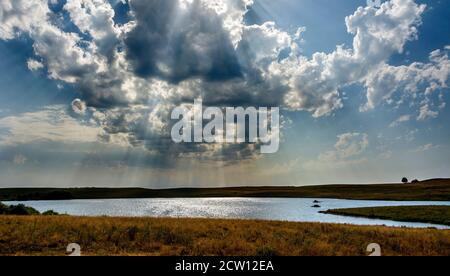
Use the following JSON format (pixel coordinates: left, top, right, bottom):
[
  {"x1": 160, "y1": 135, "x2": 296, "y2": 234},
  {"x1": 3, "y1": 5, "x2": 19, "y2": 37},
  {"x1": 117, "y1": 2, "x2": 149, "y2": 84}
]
[
  {"x1": 93, "y1": 103, "x2": 263, "y2": 165},
  {"x1": 125, "y1": 0, "x2": 242, "y2": 83}
]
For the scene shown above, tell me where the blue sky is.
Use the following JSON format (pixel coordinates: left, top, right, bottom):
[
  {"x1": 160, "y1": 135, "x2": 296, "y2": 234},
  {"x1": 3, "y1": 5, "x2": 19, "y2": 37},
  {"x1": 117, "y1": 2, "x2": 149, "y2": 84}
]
[{"x1": 0, "y1": 0, "x2": 449, "y2": 188}]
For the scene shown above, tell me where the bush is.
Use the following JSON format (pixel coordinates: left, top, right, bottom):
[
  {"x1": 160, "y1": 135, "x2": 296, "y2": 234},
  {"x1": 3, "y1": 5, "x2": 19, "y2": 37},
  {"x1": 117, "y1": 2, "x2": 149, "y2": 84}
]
[
  {"x1": 411, "y1": 179, "x2": 420, "y2": 184},
  {"x1": 0, "y1": 202, "x2": 8, "y2": 214},
  {"x1": 0, "y1": 202, "x2": 58, "y2": 216},
  {"x1": 402, "y1": 177, "x2": 408, "y2": 183},
  {"x1": 5, "y1": 204, "x2": 40, "y2": 215},
  {"x1": 42, "y1": 210, "x2": 59, "y2": 216}
]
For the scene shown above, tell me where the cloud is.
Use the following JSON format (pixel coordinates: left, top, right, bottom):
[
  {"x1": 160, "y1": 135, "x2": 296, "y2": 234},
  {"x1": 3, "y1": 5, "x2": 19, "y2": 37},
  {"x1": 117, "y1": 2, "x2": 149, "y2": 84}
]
[
  {"x1": 0, "y1": 0, "x2": 448, "y2": 165},
  {"x1": 413, "y1": 143, "x2": 439, "y2": 153},
  {"x1": 389, "y1": 115, "x2": 411, "y2": 127},
  {"x1": 327, "y1": 132, "x2": 369, "y2": 160},
  {"x1": 0, "y1": 106, "x2": 102, "y2": 145},
  {"x1": 27, "y1": 59, "x2": 44, "y2": 71},
  {"x1": 124, "y1": 0, "x2": 243, "y2": 83},
  {"x1": 364, "y1": 49, "x2": 450, "y2": 111},
  {"x1": 0, "y1": 0, "x2": 49, "y2": 40},
  {"x1": 304, "y1": 132, "x2": 369, "y2": 170},
  {"x1": 417, "y1": 104, "x2": 438, "y2": 121},
  {"x1": 281, "y1": 0, "x2": 428, "y2": 117},
  {"x1": 64, "y1": 0, "x2": 121, "y2": 62},
  {"x1": 70, "y1": 99, "x2": 87, "y2": 116},
  {"x1": 347, "y1": 0, "x2": 424, "y2": 61}
]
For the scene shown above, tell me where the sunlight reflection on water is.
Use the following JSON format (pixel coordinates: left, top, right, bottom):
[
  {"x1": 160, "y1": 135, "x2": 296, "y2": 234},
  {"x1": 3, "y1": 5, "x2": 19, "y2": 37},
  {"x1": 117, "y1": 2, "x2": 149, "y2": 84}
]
[{"x1": 5, "y1": 197, "x2": 450, "y2": 229}]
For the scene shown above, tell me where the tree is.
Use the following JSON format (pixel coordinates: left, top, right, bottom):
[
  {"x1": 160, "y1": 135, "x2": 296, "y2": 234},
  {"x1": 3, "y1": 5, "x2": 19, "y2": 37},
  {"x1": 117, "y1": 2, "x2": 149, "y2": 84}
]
[{"x1": 402, "y1": 177, "x2": 408, "y2": 184}]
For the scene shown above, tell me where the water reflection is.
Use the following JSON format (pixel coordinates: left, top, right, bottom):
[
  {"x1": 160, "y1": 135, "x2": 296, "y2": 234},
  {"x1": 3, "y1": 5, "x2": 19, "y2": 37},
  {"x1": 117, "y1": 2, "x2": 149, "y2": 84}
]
[{"x1": 5, "y1": 198, "x2": 450, "y2": 229}]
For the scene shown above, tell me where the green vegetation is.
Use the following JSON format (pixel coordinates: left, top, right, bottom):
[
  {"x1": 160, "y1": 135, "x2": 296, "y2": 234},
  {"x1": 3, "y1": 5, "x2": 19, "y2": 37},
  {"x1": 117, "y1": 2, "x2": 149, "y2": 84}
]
[
  {"x1": 0, "y1": 216, "x2": 448, "y2": 256},
  {"x1": 322, "y1": 205, "x2": 450, "y2": 226},
  {"x1": 0, "y1": 202, "x2": 58, "y2": 216},
  {"x1": 0, "y1": 202, "x2": 40, "y2": 215},
  {"x1": 1, "y1": 178, "x2": 449, "y2": 201}
]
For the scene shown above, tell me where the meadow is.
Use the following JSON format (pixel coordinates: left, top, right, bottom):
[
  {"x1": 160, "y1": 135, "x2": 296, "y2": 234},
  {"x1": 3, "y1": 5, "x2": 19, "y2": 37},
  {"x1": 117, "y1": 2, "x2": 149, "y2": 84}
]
[
  {"x1": 322, "y1": 205, "x2": 450, "y2": 226},
  {"x1": 0, "y1": 216, "x2": 448, "y2": 256}
]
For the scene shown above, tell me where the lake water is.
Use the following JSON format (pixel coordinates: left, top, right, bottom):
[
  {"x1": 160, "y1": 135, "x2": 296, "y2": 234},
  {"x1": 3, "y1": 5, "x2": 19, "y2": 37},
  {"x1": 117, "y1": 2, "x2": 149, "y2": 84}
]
[{"x1": 5, "y1": 198, "x2": 450, "y2": 229}]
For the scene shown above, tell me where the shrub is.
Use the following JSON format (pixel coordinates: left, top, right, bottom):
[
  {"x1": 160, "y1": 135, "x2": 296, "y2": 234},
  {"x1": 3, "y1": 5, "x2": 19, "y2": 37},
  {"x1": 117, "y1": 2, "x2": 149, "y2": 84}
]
[
  {"x1": 6, "y1": 204, "x2": 40, "y2": 215},
  {"x1": 0, "y1": 202, "x2": 8, "y2": 214},
  {"x1": 0, "y1": 202, "x2": 57, "y2": 216},
  {"x1": 42, "y1": 210, "x2": 59, "y2": 216},
  {"x1": 401, "y1": 177, "x2": 408, "y2": 184}
]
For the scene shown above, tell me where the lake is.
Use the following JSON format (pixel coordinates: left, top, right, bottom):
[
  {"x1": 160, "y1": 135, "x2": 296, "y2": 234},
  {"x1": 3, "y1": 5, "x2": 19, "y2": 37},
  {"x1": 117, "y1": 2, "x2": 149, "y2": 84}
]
[{"x1": 5, "y1": 198, "x2": 450, "y2": 229}]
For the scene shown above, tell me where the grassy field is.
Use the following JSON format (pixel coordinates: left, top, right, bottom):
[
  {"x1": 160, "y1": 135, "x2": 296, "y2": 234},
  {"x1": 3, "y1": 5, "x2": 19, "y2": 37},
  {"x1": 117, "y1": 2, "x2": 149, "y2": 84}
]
[
  {"x1": 0, "y1": 216, "x2": 449, "y2": 256},
  {"x1": 1, "y1": 178, "x2": 450, "y2": 201},
  {"x1": 322, "y1": 205, "x2": 450, "y2": 226}
]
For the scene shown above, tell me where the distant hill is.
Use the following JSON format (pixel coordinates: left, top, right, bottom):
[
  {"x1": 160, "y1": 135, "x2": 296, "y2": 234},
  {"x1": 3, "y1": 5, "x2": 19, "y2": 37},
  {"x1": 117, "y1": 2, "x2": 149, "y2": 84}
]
[{"x1": 1, "y1": 178, "x2": 449, "y2": 201}]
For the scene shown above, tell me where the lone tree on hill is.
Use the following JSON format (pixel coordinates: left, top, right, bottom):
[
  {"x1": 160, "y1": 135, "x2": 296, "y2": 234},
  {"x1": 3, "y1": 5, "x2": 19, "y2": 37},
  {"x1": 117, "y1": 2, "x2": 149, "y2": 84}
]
[{"x1": 402, "y1": 177, "x2": 408, "y2": 184}]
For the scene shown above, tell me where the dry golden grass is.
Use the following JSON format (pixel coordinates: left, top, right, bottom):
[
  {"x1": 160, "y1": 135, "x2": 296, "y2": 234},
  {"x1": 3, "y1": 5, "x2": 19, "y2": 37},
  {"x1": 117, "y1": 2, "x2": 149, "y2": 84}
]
[{"x1": 0, "y1": 216, "x2": 449, "y2": 256}]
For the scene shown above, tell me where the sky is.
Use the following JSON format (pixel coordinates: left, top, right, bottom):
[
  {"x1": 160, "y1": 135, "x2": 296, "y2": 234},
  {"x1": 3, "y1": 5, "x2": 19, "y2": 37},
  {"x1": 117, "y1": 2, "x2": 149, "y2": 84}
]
[{"x1": 0, "y1": 0, "x2": 449, "y2": 188}]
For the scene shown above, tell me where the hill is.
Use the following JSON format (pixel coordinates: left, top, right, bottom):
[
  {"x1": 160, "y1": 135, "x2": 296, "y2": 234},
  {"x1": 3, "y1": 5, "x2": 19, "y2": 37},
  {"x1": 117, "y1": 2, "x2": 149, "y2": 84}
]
[{"x1": 1, "y1": 178, "x2": 449, "y2": 201}]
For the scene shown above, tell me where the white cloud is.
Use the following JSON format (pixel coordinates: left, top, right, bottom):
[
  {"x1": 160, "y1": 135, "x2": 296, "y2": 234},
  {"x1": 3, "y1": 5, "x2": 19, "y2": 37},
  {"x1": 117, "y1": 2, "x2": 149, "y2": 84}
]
[
  {"x1": 417, "y1": 104, "x2": 438, "y2": 121},
  {"x1": 389, "y1": 115, "x2": 411, "y2": 127},
  {"x1": 71, "y1": 99, "x2": 87, "y2": 116},
  {"x1": 347, "y1": 0, "x2": 425, "y2": 60},
  {"x1": 0, "y1": 0, "x2": 49, "y2": 40},
  {"x1": 413, "y1": 143, "x2": 439, "y2": 153},
  {"x1": 0, "y1": 106, "x2": 102, "y2": 145},
  {"x1": 241, "y1": 22, "x2": 292, "y2": 64},
  {"x1": 27, "y1": 59, "x2": 44, "y2": 71},
  {"x1": 281, "y1": 0, "x2": 430, "y2": 117},
  {"x1": 304, "y1": 132, "x2": 369, "y2": 169},
  {"x1": 327, "y1": 132, "x2": 369, "y2": 160},
  {"x1": 364, "y1": 49, "x2": 450, "y2": 111},
  {"x1": 64, "y1": 0, "x2": 121, "y2": 60}
]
